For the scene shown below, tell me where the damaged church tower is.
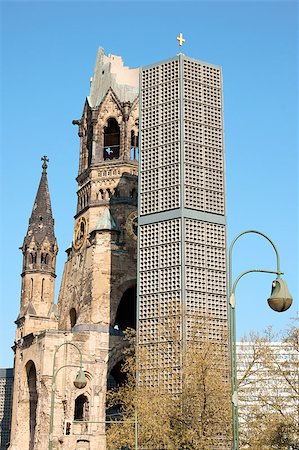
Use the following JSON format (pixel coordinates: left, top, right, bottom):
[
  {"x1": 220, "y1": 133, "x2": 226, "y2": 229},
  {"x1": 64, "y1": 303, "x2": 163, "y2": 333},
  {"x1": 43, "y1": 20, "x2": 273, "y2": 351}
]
[{"x1": 10, "y1": 49, "x2": 139, "y2": 450}]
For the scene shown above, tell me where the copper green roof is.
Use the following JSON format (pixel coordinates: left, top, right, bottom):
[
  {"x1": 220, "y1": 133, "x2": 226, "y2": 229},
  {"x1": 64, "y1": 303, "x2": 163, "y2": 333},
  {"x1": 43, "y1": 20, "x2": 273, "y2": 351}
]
[{"x1": 94, "y1": 207, "x2": 116, "y2": 231}]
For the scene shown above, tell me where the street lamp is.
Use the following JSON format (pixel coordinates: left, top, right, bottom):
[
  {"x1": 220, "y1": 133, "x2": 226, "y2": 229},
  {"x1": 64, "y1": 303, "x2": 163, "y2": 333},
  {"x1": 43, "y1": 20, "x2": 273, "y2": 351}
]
[
  {"x1": 228, "y1": 230, "x2": 292, "y2": 450},
  {"x1": 48, "y1": 342, "x2": 87, "y2": 450}
]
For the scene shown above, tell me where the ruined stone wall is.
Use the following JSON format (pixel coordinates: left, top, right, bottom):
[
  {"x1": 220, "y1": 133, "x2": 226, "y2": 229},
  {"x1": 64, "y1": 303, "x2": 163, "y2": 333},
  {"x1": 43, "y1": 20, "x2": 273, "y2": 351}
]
[{"x1": 10, "y1": 331, "x2": 110, "y2": 450}]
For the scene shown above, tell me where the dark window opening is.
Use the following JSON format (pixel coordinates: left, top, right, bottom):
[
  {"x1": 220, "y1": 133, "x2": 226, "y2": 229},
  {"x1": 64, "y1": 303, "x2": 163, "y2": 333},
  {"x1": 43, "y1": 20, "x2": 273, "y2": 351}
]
[
  {"x1": 130, "y1": 130, "x2": 139, "y2": 160},
  {"x1": 104, "y1": 118, "x2": 120, "y2": 160},
  {"x1": 30, "y1": 278, "x2": 34, "y2": 299},
  {"x1": 70, "y1": 308, "x2": 77, "y2": 328},
  {"x1": 41, "y1": 278, "x2": 45, "y2": 301},
  {"x1": 30, "y1": 253, "x2": 37, "y2": 264},
  {"x1": 74, "y1": 394, "x2": 89, "y2": 421},
  {"x1": 114, "y1": 286, "x2": 136, "y2": 331},
  {"x1": 106, "y1": 360, "x2": 130, "y2": 420},
  {"x1": 27, "y1": 362, "x2": 37, "y2": 450},
  {"x1": 41, "y1": 253, "x2": 48, "y2": 264},
  {"x1": 130, "y1": 188, "x2": 137, "y2": 199},
  {"x1": 107, "y1": 360, "x2": 127, "y2": 390},
  {"x1": 87, "y1": 121, "x2": 93, "y2": 167}
]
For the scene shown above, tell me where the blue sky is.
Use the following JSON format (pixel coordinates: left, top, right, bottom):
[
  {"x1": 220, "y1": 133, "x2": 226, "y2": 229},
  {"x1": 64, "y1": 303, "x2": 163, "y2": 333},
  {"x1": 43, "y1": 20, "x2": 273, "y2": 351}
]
[{"x1": 0, "y1": 1, "x2": 298, "y2": 367}]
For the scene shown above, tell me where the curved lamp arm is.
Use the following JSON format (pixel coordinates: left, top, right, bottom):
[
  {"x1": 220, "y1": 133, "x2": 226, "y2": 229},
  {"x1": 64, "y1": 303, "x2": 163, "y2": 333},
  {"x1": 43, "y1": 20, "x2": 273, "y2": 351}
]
[
  {"x1": 52, "y1": 342, "x2": 84, "y2": 374},
  {"x1": 230, "y1": 269, "x2": 283, "y2": 302},
  {"x1": 48, "y1": 342, "x2": 85, "y2": 450},
  {"x1": 52, "y1": 364, "x2": 83, "y2": 386},
  {"x1": 229, "y1": 230, "x2": 282, "y2": 295}
]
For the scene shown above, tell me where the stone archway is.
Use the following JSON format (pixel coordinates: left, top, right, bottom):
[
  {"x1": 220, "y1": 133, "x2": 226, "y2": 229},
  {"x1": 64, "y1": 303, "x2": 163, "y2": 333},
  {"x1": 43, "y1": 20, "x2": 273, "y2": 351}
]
[{"x1": 114, "y1": 285, "x2": 136, "y2": 331}]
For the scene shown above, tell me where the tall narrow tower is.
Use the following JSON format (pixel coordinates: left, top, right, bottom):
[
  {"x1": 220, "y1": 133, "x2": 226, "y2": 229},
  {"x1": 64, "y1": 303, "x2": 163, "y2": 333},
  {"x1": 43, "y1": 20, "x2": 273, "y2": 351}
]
[
  {"x1": 10, "y1": 159, "x2": 58, "y2": 450},
  {"x1": 52, "y1": 49, "x2": 139, "y2": 449},
  {"x1": 58, "y1": 49, "x2": 139, "y2": 331},
  {"x1": 17, "y1": 156, "x2": 58, "y2": 339},
  {"x1": 138, "y1": 52, "x2": 229, "y2": 437}
]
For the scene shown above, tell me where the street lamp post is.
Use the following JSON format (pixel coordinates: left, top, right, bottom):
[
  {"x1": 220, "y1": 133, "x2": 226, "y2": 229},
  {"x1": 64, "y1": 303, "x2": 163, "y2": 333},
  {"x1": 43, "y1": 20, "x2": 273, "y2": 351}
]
[
  {"x1": 228, "y1": 230, "x2": 292, "y2": 450},
  {"x1": 48, "y1": 342, "x2": 87, "y2": 450}
]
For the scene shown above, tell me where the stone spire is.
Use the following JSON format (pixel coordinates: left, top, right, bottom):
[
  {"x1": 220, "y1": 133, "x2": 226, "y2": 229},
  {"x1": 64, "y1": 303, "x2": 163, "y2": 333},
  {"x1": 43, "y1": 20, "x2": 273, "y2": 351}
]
[
  {"x1": 19, "y1": 156, "x2": 58, "y2": 321},
  {"x1": 23, "y1": 156, "x2": 56, "y2": 249}
]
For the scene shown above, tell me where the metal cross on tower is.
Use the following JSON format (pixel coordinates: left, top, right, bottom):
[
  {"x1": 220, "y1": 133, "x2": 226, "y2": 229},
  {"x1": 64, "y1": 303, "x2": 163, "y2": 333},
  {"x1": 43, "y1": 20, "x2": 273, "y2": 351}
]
[
  {"x1": 176, "y1": 33, "x2": 186, "y2": 47},
  {"x1": 41, "y1": 155, "x2": 49, "y2": 171}
]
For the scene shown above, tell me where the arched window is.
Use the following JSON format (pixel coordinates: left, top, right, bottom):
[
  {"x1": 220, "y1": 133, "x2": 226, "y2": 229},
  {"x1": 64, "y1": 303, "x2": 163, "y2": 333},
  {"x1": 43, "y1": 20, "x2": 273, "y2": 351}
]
[
  {"x1": 74, "y1": 394, "x2": 89, "y2": 421},
  {"x1": 30, "y1": 252, "x2": 37, "y2": 265},
  {"x1": 70, "y1": 308, "x2": 77, "y2": 328},
  {"x1": 41, "y1": 253, "x2": 48, "y2": 265},
  {"x1": 104, "y1": 118, "x2": 120, "y2": 160},
  {"x1": 130, "y1": 130, "x2": 139, "y2": 160},
  {"x1": 26, "y1": 362, "x2": 37, "y2": 450},
  {"x1": 30, "y1": 278, "x2": 34, "y2": 299},
  {"x1": 114, "y1": 286, "x2": 137, "y2": 331},
  {"x1": 41, "y1": 278, "x2": 45, "y2": 301},
  {"x1": 87, "y1": 118, "x2": 93, "y2": 167}
]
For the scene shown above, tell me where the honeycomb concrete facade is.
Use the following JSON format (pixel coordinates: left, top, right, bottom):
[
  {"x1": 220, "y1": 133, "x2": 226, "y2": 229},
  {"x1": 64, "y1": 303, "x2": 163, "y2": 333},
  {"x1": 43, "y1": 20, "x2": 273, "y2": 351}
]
[{"x1": 138, "y1": 54, "x2": 230, "y2": 446}]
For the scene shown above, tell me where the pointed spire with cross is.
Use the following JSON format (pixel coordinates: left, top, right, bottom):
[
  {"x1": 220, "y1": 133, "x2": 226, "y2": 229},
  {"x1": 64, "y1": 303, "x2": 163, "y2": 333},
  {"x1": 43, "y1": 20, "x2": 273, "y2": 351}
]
[{"x1": 41, "y1": 155, "x2": 49, "y2": 172}]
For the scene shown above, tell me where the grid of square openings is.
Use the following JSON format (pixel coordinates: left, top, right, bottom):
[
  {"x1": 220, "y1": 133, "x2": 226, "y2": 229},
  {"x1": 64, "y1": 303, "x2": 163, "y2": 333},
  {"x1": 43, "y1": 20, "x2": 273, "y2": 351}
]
[
  {"x1": 139, "y1": 315, "x2": 182, "y2": 346},
  {"x1": 139, "y1": 364, "x2": 181, "y2": 393},
  {"x1": 139, "y1": 291, "x2": 181, "y2": 321},
  {"x1": 139, "y1": 219, "x2": 181, "y2": 296},
  {"x1": 139, "y1": 219, "x2": 181, "y2": 375},
  {"x1": 185, "y1": 314, "x2": 228, "y2": 341},
  {"x1": 0, "y1": 376, "x2": 13, "y2": 445},
  {"x1": 141, "y1": 60, "x2": 180, "y2": 215},
  {"x1": 185, "y1": 219, "x2": 227, "y2": 324},
  {"x1": 139, "y1": 324, "x2": 182, "y2": 392},
  {"x1": 185, "y1": 291, "x2": 227, "y2": 317},
  {"x1": 183, "y1": 59, "x2": 221, "y2": 87},
  {"x1": 183, "y1": 59, "x2": 224, "y2": 215}
]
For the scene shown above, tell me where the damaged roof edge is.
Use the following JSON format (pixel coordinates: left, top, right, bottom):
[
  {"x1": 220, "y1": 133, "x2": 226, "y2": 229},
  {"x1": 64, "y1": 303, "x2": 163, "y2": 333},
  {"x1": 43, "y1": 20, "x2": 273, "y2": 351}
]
[{"x1": 89, "y1": 47, "x2": 139, "y2": 108}]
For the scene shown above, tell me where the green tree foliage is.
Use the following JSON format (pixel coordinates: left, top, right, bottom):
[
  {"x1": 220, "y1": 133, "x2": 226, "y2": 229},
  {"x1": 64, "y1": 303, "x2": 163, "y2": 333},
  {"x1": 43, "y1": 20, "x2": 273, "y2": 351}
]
[{"x1": 106, "y1": 329, "x2": 231, "y2": 450}]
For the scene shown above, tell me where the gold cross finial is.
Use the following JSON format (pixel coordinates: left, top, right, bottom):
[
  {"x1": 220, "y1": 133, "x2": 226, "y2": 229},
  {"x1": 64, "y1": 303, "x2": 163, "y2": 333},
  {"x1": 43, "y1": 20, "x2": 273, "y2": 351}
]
[{"x1": 176, "y1": 33, "x2": 186, "y2": 47}]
